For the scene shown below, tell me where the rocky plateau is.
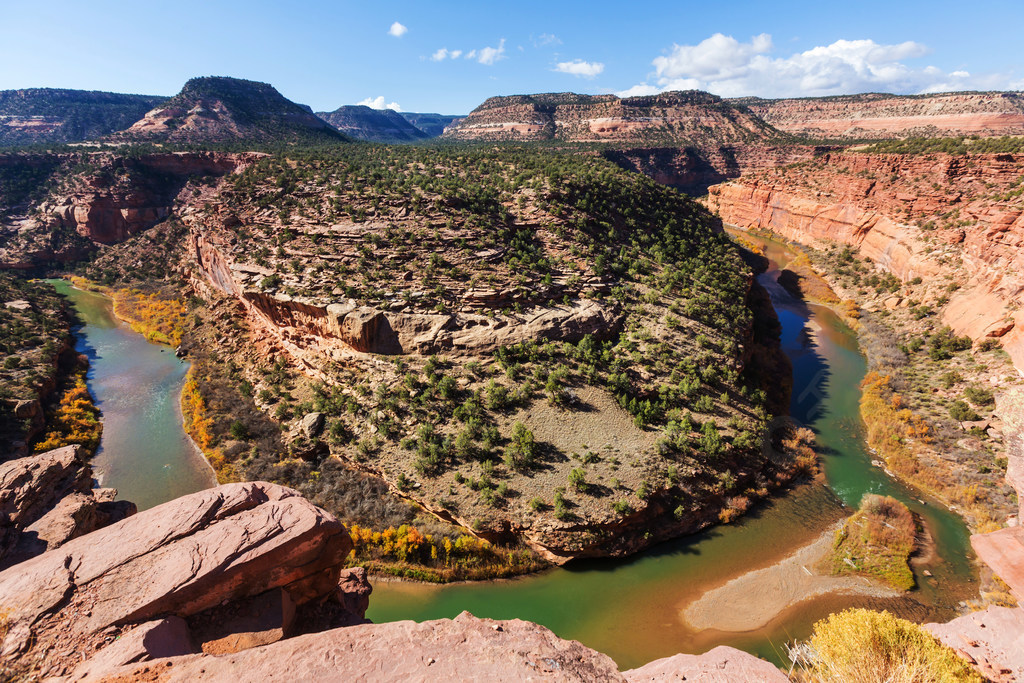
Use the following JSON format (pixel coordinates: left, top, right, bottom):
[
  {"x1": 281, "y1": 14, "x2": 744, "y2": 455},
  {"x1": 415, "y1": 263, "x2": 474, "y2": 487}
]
[{"x1": 738, "y1": 91, "x2": 1024, "y2": 139}]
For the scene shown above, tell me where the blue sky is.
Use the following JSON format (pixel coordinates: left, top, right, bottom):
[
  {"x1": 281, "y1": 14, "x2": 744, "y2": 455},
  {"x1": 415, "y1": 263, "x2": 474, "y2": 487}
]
[{"x1": 2, "y1": 0, "x2": 1022, "y2": 114}]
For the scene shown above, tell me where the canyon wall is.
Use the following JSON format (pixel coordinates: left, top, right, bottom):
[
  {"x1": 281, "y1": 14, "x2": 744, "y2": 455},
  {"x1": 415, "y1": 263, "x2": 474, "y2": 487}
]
[
  {"x1": 604, "y1": 144, "x2": 826, "y2": 194},
  {"x1": 0, "y1": 151, "x2": 257, "y2": 269},
  {"x1": 739, "y1": 91, "x2": 1024, "y2": 139},
  {"x1": 707, "y1": 151, "x2": 1024, "y2": 373},
  {"x1": 443, "y1": 90, "x2": 779, "y2": 146}
]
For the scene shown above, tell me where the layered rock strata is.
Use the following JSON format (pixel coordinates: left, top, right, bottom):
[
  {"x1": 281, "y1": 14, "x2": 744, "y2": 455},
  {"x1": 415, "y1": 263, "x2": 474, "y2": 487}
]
[
  {"x1": 443, "y1": 91, "x2": 779, "y2": 145},
  {"x1": 739, "y1": 91, "x2": 1024, "y2": 139},
  {"x1": 0, "y1": 445, "x2": 134, "y2": 569},
  {"x1": 0, "y1": 481, "x2": 352, "y2": 679},
  {"x1": 707, "y1": 151, "x2": 1024, "y2": 373}
]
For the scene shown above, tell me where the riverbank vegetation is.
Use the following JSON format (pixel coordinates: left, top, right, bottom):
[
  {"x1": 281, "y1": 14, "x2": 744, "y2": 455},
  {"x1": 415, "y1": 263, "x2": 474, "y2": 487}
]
[
  {"x1": 32, "y1": 368, "x2": 101, "y2": 455},
  {"x1": 180, "y1": 368, "x2": 232, "y2": 482},
  {"x1": 825, "y1": 494, "x2": 916, "y2": 591},
  {"x1": 69, "y1": 276, "x2": 187, "y2": 346},
  {"x1": 347, "y1": 524, "x2": 546, "y2": 582},
  {"x1": 0, "y1": 275, "x2": 75, "y2": 455},
  {"x1": 742, "y1": 233, "x2": 1018, "y2": 535},
  {"x1": 789, "y1": 608, "x2": 982, "y2": 682}
]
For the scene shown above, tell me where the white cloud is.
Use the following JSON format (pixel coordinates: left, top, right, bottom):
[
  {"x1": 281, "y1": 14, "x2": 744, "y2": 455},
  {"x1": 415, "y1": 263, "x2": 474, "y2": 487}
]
[
  {"x1": 477, "y1": 39, "x2": 506, "y2": 66},
  {"x1": 619, "y1": 33, "x2": 1014, "y2": 99},
  {"x1": 555, "y1": 59, "x2": 605, "y2": 78},
  {"x1": 615, "y1": 83, "x2": 662, "y2": 98},
  {"x1": 388, "y1": 22, "x2": 407, "y2": 38},
  {"x1": 357, "y1": 96, "x2": 402, "y2": 112},
  {"x1": 430, "y1": 40, "x2": 505, "y2": 66}
]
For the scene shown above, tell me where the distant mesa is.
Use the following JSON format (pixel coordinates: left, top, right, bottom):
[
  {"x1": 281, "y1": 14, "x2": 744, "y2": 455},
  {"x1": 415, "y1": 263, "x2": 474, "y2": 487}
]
[
  {"x1": 397, "y1": 112, "x2": 463, "y2": 138},
  {"x1": 316, "y1": 106, "x2": 465, "y2": 142},
  {"x1": 116, "y1": 76, "x2": 348, "y2": 145},
  {"x1": 0, "y1": 88, "x2": 165, "y2": 147},
  {"x1": 732, "y1": 91, "x2": 1024, "y2": 139},
  {"x1": 316, "y1": 105, "x2": 430, "y2": 143},
  {"x1": 442, "y1": 90, "x2": 782, "y2": 146}
]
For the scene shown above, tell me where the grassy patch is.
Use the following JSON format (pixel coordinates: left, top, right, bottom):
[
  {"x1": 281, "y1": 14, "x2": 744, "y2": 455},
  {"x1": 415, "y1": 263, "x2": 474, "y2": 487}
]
[{"x1": 826, "y1": 494, "x2": 916, "y2": 591}]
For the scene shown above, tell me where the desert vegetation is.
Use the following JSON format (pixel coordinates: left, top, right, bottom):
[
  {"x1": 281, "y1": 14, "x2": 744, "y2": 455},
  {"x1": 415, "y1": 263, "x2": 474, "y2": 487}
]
[
  {"x1": 789, "y1": 608, "x2": 981, "y2": 682},
  {"x1": 0, "y1": 275, "x2": 75, "y2": 454},
  {"x1": 147, "y1": 142, "x2": 813, "y2": 566},
  {"x1": 825, "y1": 494, "x2": 917, "y2": 591}
]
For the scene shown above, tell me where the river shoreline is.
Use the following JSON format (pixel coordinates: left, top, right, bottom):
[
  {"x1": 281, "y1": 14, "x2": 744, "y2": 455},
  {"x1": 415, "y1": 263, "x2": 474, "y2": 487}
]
[
  {"x1": 682, "y1": 525, "x2": 900, "y2": 633},
  {"x1": 50, "y1": 279, "x2": 216, "y2": 509}
]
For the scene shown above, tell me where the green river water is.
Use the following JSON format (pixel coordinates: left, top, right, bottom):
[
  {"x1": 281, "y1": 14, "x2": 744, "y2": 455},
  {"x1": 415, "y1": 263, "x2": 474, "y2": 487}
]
[
  {"x1": 49, "y1": 280, "x2": 215, "y2": 510},
  {"x1": 49, "y1": 232, "x2": 977, "y2": 669}
]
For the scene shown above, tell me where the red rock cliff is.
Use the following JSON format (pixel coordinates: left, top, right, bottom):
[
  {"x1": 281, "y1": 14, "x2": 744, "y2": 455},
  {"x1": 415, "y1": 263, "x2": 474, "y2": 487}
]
[{"x1": 706, "y1": 151, "x2": 1024, "y2": 373}]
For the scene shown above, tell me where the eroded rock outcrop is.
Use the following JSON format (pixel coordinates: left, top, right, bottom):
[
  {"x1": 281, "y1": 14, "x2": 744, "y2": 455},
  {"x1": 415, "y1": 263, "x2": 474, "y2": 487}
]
[
  {"x1": 39, "y1": 152, "x2": 246, "y2": 244},
  {"x1": 0, "y1": 481, "x2": 351, "y2": 679},
  {"x1": 191, "y1": 230, "x2": 626, "y2": 363},
  {"x1": 0, "y1": 151, "x2": 255, "y2": 269},
  {"x1": 624, "y1": 646, "x2": 788, "y2": 682},
  {"x1": 76, "y1": 611, "x2": 783, "y2": 682},
  {"x1": 0, "y1": 445, "x2": 132, "y2": 569}
]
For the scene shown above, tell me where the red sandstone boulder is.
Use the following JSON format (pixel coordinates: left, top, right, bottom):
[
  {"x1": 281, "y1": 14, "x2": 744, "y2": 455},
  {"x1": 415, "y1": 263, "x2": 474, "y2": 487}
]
[
  {"x1": 0, "y1": 481, "x2": 351, "y2": 680},
  {"x1": 80, "y1": 612, "x2": 626, "y2": 682},
  {"x1": 0, "y1": 445, "x2": 90, "y2": 528},
  {"x1": 623, "y1": 646, "x2": 788, "y2": 682},
  {"x1": 926, "y1": 606, "x2": 1024, "y2": 682},
  {"x1": 0, "y1": 445, "x2": 92, "y2": 562}
]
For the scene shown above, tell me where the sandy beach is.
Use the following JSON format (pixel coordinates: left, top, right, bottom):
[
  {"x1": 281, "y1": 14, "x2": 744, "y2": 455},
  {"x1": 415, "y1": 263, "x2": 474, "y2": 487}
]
[{"x1": 682, "y1": 526, "x2": 901, "y2": 632}]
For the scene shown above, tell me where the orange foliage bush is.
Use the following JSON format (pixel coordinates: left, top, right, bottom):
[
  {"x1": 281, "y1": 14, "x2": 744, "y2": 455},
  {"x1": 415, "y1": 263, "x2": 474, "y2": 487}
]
[
  {"x1": 112, "y1": 290, "x2": 187, "y2": 347},
  {"x1": 181, "y1": 370, "x2": 233, "y2": 483},
  {"x1": 34, "y1": 372, "x2": 102, "y2": 454},
  {"x1": 347, "y1": 523, "x2": 544, "y2": 582}
]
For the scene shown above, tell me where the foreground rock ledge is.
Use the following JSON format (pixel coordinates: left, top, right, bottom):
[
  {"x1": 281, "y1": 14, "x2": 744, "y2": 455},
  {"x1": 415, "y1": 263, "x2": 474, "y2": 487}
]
[
  {"x1": 83, "y1": 612, "x2": 786, "y2": 682},
  {"x1": 0, "y1": 481, "x2": 351, "y2": 679}
]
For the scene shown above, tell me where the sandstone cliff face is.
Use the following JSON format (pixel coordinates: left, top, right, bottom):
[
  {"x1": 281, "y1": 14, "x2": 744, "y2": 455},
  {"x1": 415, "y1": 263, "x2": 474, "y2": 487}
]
[
  {"x1": 706, "y1": 151, "x2": 1024, "y2": 373},
  {"x1": 0, "y1": 481, "x2": 352, "y2": 679},
  {"x1": 740, "y1": 91, "x2": 1024, "y2": 139},
  {"x1": 41, "y1": 152, "x2": 247, "y2": 244},
  {"x1": 604, "y1": 144, "x2": 825, "y2": 194},
  {"x1": 0, "y1": 445, "x2": 134, "y2": 570},
  {"x1": 443, "y1": 90, "x2": 779, "y2": 146},
  {"x1": 0, "y1": 151, "x2": 255, "y2": 269}
]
